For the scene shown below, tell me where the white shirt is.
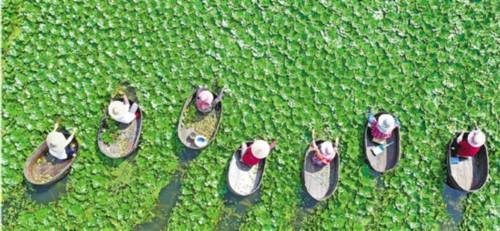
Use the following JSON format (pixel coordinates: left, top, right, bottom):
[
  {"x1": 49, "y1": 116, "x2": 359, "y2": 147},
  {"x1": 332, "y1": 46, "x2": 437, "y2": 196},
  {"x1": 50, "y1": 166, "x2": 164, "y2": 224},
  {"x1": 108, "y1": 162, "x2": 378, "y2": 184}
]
[
  {"x1": 48, "y1": 134, "x2": 74, "y2": 160},
  {"x1": 111, "y1": 102, "x2": 138, "y2": 124}
]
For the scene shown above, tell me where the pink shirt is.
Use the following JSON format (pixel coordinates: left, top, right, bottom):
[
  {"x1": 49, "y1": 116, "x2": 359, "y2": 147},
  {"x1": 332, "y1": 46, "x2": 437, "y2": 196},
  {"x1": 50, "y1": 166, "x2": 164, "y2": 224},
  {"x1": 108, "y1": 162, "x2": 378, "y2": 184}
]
[{"x1": 370, "y1": 120, "x2": 393, "y2": 140}]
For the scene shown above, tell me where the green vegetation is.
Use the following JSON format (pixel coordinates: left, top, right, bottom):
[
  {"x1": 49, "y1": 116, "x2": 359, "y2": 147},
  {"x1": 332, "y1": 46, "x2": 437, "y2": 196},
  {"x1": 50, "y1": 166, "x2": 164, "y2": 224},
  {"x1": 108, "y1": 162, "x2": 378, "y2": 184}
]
[
  {"x1": 182, "y1": 102, "x2": 219, "y2": 139},
  {"x1": 100, "y1": 117, "x2": 123, "y2": 145},
  {"x1": 2, "y1": 1, "x2": 498, "y2": 230}
]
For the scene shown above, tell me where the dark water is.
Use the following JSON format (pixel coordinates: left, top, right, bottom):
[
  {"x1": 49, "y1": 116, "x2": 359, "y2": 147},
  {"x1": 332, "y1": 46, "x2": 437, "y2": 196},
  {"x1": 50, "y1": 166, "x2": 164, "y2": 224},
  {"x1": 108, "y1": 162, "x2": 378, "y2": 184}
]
[
  {"x1": 217, "y1": 190, "x2": 261, "y2": 231},
  {"x1": 134, "y1": 148, "x2": 199, "y2": 231},
  {"x1": 135, "y1": 171, "x2": 182, "y2": 231},
  {"x1": 443, "y1": 183, "x2": 467, "y2": 225},
  {"x1": 27, "y1": 176, "x2": 69, "y2": 203},
  {"x1": 293, "y1": 190, "x2": 320, "y2": 230}
]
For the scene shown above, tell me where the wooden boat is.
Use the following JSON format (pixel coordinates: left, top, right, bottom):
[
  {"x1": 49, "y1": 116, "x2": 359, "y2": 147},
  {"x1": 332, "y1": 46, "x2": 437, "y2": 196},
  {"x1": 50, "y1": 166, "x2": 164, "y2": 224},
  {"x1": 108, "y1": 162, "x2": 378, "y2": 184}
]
[
  {"x1": 177, "y1": 89, "x2": 223, "y2": 149},
  {"x1": 446, "y1": 133, "x2": 489, "y2": 192},
  {"x1": 24, "y1": 131, "x2": 79, "y2": 186},
  {"x1": 97, "y1": 95, "x2": 143, "y2": 158},
  {"x1": 303, "y1": 140, "x2": 340, "y2": 201},
  {"x1": 227, "y1": 142, "x2": 267, "y2": 196},
  {"x1": 364, "y1": 112, "x2": 401, "y2": 173}
]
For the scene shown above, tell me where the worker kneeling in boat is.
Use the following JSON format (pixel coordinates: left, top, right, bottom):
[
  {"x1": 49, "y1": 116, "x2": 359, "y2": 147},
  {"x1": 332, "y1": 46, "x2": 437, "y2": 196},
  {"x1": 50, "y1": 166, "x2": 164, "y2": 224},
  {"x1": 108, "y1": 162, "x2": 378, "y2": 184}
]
[
  {"x1": 455, "y1": 129, "x2": 485, "y2": 159},
  {"x1": 310, "y1": 141, "x2": 337, "y2": 167},
  {"x1": 240, "y1": 140, "x2": 276, "y2": 166},
  {"x1": 46, "y1": 124, "x2": 77, "y2": 160},
  {"x1": 367, "y1": 113, "x2": 399, "y2": 141},
  {"x1": 108, "y1": 94, "x2": 139, "y2": 124},
  {"x1": 195, "y1": 87, "x2": 224, "y2": 113}
]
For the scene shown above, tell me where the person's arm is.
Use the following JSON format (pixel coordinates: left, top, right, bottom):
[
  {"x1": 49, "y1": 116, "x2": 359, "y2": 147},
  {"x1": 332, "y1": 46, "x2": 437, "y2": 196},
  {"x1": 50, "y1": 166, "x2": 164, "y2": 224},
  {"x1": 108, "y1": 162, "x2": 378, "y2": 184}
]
[
  {"x1": 129, "y1": 103, "x2": 139, "y2": 114},
  {"x1": 65, "y1": 128, "x2": 77, "y2": 147},
  {"x1": 123, "y1": 94, "x2": 130, "y2": 107},
  {"x1": 52, "y1": 122, "x2": 59, "y2": 132},
  {"x1": 367, "y1": 113, "x2": 376, "y2": 124},
  {"x1": 269, "y1": 140, "x2": 277, "y2": 150},
  {"x1": 310, "y1": 141, "x2": 318, "y2": 151},
  {"x1": 211, "y1": 88, "x2": 225, "y2": 106},
  {"x1": 456, "y1": 131, "x2": 465, "y2": 143},
  {"x1": 240, "y1": 142, "x2": 248, "y2": 161}
]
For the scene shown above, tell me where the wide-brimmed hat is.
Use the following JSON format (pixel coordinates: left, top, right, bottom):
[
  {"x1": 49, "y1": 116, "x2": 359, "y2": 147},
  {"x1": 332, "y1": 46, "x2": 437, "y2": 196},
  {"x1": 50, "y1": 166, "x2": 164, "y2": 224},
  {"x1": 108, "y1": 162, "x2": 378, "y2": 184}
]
[
  {"x1": 108, "y1": 101, "x2": 128, "y2": 118},
  {"x1": 468, "y1": 130, "x2": 486, "y2": 147},
  {"x1": 46, "y1": 131, "x2": 66, "y2": 153},
  {"x1": 252, "y1": 140, "x2": 271, "y2": 159},
  {"x1": 196, "y1": 90, "x2": 214, "y2": 106},
  {"x1": 377, "y1": 114, "x2": 396, "y2": 134},
  {"x1": 320, "y1": 141, "x2": 335, "y2": 157}
]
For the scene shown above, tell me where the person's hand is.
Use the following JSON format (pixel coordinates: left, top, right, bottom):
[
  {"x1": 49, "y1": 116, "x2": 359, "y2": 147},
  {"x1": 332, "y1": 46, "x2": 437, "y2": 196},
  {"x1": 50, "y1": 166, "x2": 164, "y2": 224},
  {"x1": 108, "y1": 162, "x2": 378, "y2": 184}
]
[
  {"x1": 269, "y1": 140, "x2": 277, "y2": 149},
  {"x1": 456, "y1": 131, "x2": 465, "y2": 143},
  {"x1": 52, "y1": 122, "x2": 60, "y2": 132},
  {"x1": 71, "y1": 128, "x2": 78, "y2": 136},
  {"x1": 310, "y1": 141, "x2": 318, "y2": 150}
]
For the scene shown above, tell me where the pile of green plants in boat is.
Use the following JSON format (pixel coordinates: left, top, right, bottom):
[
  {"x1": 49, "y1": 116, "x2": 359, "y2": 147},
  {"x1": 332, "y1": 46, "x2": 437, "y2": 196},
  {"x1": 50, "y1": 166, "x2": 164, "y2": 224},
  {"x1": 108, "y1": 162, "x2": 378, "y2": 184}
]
[{"x1": 182, "y1": 102, "x2": 218, "y2": 139}]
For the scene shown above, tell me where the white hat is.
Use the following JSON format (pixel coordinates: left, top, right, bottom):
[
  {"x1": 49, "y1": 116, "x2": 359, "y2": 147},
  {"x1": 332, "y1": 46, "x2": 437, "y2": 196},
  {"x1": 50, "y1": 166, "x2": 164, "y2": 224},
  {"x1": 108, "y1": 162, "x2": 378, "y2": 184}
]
[
  {"x1": 197, "y1": 90, "x2": 214, "y2": 104},
  {"x1": 320, "y1": 141, "x2": 335, "y2": 158},
  {"x1": 46, "y1": 131, "x2": 66, "y2": 153},
  {"x1": 108, "y1": 101, "x2": 128, "y2": 119},
  {"x1": 251, "y1": 140, "x2": 271, "y2": 159},
  {"x1": 377, "y1": 114, "x2": 396, "y2": 134},
  {"x1": 468, "y1": 130, "x2": 486, "y2": 147}
]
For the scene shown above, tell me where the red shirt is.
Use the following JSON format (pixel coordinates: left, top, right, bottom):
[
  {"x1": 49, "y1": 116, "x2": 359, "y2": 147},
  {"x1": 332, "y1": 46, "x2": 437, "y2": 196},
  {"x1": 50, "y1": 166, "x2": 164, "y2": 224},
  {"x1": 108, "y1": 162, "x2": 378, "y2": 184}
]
[
  {"x1": 241, "y1": 147, "x2": 260, "y2": 166},
  {"x1": 457, "y1": 139, "x2": 481, "y2": 157}
]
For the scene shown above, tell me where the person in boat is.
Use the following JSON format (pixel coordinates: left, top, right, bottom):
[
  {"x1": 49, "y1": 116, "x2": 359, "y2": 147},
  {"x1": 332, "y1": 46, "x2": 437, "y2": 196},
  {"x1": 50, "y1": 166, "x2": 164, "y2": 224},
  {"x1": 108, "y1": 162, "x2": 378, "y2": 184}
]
[
  {"x1": 310, "y1": 141, "x2": 337, "y2": 167},
  {"x1": 240, "y1": 140, "x2": 276, "y2": 166},
  {"x1": 46, "y1": 124, "x2": 77, "y2": 160},
  {"x1": 195, "y1": 87, "x2": 224, "y2": 113},
  {"x1": 108, "y1": 94, "x2": 139, "y2": 124},
  {"x1": 367, "y1": 113, "x2": 400, "y2": 141},
  {"x1": 455, "y1": 129, "x2": 486, "y2": 159}
]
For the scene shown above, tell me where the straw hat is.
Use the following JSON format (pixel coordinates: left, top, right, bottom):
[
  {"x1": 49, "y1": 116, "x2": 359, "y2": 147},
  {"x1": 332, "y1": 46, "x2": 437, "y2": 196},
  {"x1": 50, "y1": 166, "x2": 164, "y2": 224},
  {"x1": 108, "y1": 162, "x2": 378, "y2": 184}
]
[
  {"x1": 251, "y1": 140, "x2": 271, "y2": 159},
  {"x1": 196, "y1": 90, "x2": 214, "y2": 106},
  {"x1": 320, "y1": 141, "x2": 335, "y2": 157},
  {"x1": 468, "y1": 130, "x2": 486, "y2": 147},
  {"x1": 46, "y1": 131, "x2": 66, "y2": 153},
  {"x1": 108, "y1": 101, "x2": 128, "y2": 119},
  {"x1": 377, "y1": 114, "x2": 396, "y2": 134}
]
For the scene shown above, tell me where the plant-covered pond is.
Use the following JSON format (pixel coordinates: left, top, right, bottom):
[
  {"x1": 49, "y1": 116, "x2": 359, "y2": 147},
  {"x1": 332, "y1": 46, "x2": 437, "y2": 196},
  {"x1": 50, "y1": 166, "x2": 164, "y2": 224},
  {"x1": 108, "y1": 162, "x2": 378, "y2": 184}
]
[{"x1": 1, "y1": 1, "x2": 498, "y2": 230}]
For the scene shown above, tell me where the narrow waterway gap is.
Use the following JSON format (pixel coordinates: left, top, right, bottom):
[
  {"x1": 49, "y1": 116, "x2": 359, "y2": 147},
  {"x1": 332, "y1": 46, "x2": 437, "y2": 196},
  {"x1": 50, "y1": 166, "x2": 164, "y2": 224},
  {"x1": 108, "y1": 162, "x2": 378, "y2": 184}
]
[
  {"x1": 28, "y1": 176, "x2": 69, "y2": 203},
  {"x1": 443, "y1": 183, "x2": 467, "y2": 225},
  {"x1": 217, "y1": 190, "x2": 262, "y2": 230},
  {"x1": 293, "y1": 190, "x2": 319, "y2": 230},
  {"x1": 134, "y1": 148, "x2": 199, "y2": 231}
]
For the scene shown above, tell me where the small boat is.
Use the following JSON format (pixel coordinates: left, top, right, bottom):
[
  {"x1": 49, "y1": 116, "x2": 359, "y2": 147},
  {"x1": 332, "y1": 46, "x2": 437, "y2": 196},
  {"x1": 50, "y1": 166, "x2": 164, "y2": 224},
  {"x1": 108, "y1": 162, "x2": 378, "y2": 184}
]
[
  {"x1": 227, "y1": 142, "x2": 267, "y2": 196},
  {"x1": 24, "y1": 130, "x2": 79, "y2": 186},
  {"x1": 446, "y1": 133, "x2": 489, "y2": 192},
  {"x1": 97, "y1": 90, "x2": 143, "y2": 158},
  {"x1": 303, "y1": 140, "x2": 340, "y2": 201},
  {"x1": 177, "y1": 89, "x2": 223, "y2": 149},
  {"x1": 364, "y1": 112, "x2": 401, "y2": 173}
]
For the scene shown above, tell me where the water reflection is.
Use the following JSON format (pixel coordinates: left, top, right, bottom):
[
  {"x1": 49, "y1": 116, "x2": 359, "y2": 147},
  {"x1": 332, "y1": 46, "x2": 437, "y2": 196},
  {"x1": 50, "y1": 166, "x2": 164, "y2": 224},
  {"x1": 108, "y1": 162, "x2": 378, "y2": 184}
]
[
  {"x1": 27, "y1": 176, "x2": 68, "y2": 203},
  {"x1": 443, "y1": 183, "x2": 467, "y2": 225},
  {"x1": 217, "y1": 190, "x2": 261, "y2": 230}
]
